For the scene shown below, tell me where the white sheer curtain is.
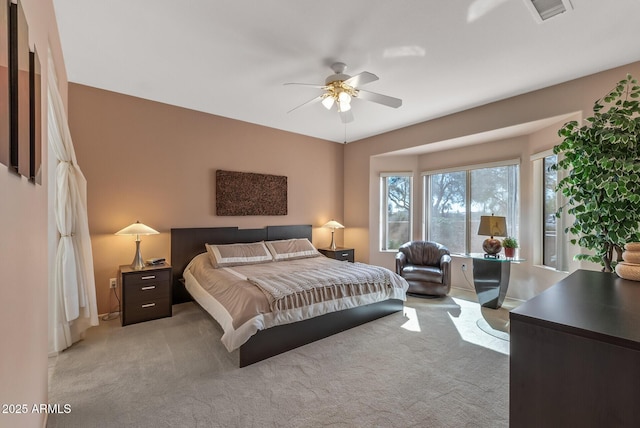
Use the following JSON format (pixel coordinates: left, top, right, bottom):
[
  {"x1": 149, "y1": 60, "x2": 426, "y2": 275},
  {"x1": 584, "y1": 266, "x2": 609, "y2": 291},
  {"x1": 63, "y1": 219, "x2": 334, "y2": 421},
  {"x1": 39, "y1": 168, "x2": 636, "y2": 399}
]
[{"x1": 48, "y1": 50, "x2": 98, "y2": 353}]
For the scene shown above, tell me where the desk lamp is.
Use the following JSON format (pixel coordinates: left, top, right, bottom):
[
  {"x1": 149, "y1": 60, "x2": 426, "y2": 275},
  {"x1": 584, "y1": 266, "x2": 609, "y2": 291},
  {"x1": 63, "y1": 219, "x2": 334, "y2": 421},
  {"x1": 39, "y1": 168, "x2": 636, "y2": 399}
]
[
  {"x1": 116, "y1": 221, "x2": 159, "y2": 270},
  {"x1": 322, "y1": 220, "x2": 345, "y2": 250},
  {"x1": 477, "y1": 214, "x2": 507, "y2": 258}
]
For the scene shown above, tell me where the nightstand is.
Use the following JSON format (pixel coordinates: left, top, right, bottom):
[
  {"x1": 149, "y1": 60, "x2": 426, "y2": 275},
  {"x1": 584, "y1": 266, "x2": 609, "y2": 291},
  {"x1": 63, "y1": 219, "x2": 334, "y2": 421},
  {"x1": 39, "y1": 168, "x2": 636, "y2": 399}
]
[
  {"x1": 119, "y1": 264, "x2": 172, "y2": 326},
  {"x1": 318, "y1": 247, "x2": 355, "y2": 263}
]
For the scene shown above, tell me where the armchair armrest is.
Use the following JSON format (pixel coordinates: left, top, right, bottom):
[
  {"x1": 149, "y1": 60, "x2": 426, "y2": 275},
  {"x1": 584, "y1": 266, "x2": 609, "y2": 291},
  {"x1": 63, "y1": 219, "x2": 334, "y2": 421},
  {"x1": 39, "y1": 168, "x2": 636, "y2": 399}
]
[
  {"x1": 440, "y1": 254, "x2": 452, "y2": 285},
  {"x1": 395, "y1": 252, "x2": 407, "y2": 274}
]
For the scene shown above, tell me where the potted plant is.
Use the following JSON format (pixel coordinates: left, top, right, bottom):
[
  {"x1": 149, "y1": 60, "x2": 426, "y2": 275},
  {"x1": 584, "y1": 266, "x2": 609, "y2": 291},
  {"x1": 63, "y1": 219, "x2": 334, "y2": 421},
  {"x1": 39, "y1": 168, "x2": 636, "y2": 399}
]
[
  {"x1": 502, "y1": 237, "x2": 518, "y2": 258},
  {"x1": 553, "y1": 74, "x2": 640, "y2": 272}
]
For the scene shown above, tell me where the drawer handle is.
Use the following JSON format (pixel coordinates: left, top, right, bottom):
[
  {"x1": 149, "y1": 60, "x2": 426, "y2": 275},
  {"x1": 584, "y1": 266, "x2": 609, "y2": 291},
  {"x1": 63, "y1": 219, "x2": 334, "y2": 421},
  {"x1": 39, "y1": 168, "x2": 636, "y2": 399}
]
[
  {"x1": 141, "y1": 303, "x2": 156, "y2": 308},
  {"x1": 341, "y1": 253, "x2": 349, "y2": 257},
  {"x1": 141, "y1": 275, "x2": 156, "y2": 280},
  {"x1": 141, "y1": 286, "x2": 156, "y2": 291}
]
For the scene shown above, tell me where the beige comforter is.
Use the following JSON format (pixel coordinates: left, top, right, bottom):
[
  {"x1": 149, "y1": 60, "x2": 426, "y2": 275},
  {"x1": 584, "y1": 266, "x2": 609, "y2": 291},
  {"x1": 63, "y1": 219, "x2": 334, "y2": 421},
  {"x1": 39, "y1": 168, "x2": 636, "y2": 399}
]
[{"x1": 184, "y1": 253, "x2": 408, "y2": 351}]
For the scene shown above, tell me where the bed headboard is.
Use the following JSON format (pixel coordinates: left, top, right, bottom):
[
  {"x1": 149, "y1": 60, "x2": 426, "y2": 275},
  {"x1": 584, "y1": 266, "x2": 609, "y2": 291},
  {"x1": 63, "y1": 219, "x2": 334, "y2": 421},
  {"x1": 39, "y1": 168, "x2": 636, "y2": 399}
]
[{"x1": 170, "y1": 224, "x2": 312, "y2": 304}]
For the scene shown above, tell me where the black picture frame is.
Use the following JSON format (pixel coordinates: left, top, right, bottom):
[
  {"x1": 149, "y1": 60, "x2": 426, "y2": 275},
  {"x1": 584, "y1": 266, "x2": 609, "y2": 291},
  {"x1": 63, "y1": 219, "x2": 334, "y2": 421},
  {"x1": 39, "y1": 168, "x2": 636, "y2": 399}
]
[
  {"x1": 29, "y1": 46, "x2": 40, "y2": 184},
  {"x1": 9, "y1": 0, "x2": 29, "y2": 176},
  {"x1": 0, "y1": 0, "x2": 9, "y2": 167}
]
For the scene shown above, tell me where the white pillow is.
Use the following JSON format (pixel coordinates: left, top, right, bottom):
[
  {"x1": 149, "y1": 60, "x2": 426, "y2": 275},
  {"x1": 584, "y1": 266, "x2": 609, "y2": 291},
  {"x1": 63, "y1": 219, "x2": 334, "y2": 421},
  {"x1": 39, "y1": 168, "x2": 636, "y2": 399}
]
[
  {"x1": 205, "y1": 241, "x2": 273, "y2": 268},
  {"x1": 265, "y1": 238, "x2": 320, "y2": 261}
]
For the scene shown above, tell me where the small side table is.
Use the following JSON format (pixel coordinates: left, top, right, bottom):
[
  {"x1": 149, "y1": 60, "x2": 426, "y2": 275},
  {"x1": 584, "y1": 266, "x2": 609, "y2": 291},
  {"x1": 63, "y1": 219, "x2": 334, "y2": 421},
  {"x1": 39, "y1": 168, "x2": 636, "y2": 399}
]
[
  {"x1": 318, "y1": 247, "x2": 354, "y2": 263},
  {"x1": 468, "y1": 254, "x2": 524, "y2": 309},
  {"x1": 120, "y1": 263, "x2": 172, "y2": 326}
]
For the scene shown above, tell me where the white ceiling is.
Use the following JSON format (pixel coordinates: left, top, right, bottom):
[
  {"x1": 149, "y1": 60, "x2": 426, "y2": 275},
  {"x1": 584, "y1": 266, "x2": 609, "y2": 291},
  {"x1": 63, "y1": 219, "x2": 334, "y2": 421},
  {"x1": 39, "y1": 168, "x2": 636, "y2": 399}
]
[{"x1": 52, "y1": 0, "x2": 640, "y2": 144}]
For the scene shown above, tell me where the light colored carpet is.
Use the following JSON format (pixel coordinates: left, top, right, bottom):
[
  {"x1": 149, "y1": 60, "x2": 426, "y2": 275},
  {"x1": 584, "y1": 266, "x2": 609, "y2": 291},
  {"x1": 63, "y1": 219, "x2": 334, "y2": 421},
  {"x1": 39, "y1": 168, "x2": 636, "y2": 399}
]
[{"x1": 47, "y1": 291, "x2": 512, "y2": 428}]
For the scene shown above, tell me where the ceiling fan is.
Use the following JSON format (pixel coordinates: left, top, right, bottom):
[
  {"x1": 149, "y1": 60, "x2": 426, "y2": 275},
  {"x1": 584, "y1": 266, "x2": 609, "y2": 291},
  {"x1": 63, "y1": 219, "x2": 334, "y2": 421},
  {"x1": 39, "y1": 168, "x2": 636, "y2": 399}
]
[{"x1": 285, "y1": 62, "x2": 402, "y2": 123}]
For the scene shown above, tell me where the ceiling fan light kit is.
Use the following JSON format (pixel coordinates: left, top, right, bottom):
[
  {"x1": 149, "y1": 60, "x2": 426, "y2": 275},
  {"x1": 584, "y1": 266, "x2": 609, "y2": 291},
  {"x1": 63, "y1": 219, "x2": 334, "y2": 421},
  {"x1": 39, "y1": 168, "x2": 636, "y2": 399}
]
[
  {"x1": 286, "y1": 62, "x2": 402, "y2": 123},
  {"x1": 321, "y1": 81, "x2": 356, "y2": 112}
]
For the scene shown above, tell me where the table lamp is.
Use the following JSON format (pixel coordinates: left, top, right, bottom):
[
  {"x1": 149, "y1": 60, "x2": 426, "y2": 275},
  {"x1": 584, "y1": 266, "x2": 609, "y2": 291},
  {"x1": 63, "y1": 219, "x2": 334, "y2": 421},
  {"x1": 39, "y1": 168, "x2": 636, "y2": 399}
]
[
  {"x1": 322, "y1": 220, "x2": 344, "y2": 250},
  {"x1": 477, "y1": 214, "x2": 507, "y2": 258},
  {"x1": 116, "y1": 221, "x2": 159, "y2": 270}
]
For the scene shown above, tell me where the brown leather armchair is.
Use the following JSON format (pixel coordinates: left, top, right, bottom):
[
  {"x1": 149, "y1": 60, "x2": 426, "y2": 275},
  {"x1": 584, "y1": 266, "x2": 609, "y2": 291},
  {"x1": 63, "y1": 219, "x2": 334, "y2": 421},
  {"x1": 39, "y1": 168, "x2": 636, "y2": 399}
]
[{"x1": 396, "y1": 241, "x2": 452, "y2": 297}]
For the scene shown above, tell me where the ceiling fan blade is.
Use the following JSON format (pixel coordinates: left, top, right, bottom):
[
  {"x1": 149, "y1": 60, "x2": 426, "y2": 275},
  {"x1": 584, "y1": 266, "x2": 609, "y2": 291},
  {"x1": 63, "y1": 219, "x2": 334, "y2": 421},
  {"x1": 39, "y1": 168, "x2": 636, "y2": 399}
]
[
  {"x1": 287, "y1": 95, "x2": 322, "y2": 113},
  {"x1": 339, "y1": 109, "x2": 354, "y2": 124},
  {"x1": 283, "y1": 82, "x2": 326, "y2": 89},
  {"x1": 357, "y1": 89, "x2": 402, "y2": 108},
  {"x1": 344, "y1": 71, "x2": 378, "y2": 88}
]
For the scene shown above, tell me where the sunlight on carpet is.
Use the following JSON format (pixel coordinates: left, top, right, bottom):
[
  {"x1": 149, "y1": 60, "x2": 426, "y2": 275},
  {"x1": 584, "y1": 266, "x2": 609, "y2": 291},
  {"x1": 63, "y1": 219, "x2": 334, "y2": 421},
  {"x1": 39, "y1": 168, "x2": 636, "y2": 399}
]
[
  {"x1": 447, "y1": 297, "x2": 509, "y2": 355},
  {"x1": 400, "y1": 306, "x2": 421, "y2": 332}
]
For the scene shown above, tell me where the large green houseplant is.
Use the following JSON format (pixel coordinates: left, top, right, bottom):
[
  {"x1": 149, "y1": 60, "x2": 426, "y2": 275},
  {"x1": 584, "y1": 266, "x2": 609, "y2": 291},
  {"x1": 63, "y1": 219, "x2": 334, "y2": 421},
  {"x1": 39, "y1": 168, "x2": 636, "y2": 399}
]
[{"x1": 553, "y1": 74, "x2": 640, "y2": 272}]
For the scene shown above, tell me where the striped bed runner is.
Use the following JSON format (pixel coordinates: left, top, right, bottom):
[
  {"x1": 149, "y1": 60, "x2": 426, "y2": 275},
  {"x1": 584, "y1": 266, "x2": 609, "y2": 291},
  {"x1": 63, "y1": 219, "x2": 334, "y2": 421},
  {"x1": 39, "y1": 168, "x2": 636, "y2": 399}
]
[{"x1": 247, "y1": 262, "x2": 393, "y2": 311}]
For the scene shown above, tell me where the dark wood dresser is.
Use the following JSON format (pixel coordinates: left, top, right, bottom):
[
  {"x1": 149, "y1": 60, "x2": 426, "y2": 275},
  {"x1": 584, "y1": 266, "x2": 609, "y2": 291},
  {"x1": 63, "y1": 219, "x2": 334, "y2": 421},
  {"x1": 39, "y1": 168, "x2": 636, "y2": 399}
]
[
  {"x1": 509, "y1": 269, "x2": 640, "y2": 427},
  {"x1": 318, "y1": 247, "x2": 354, "y2": 262},
  {"x1": 120, "y1": 264, "x2": 172, "y2": 326}
]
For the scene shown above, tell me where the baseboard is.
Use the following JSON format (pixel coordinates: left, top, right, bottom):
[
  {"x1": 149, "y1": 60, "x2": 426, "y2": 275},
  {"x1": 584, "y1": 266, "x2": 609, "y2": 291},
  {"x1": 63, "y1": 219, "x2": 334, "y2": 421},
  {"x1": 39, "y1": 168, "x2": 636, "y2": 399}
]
[{"x1": 99, "y1": 311, "x2": 121, "y2": 322}]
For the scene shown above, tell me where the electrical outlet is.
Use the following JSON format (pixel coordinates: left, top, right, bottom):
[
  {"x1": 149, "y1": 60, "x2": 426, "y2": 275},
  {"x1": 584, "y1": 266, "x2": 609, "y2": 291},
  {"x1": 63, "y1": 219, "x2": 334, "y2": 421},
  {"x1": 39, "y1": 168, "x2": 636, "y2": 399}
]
[
  {"x1": 109, "y1": 278, "x2": 117, "y2": 289},
  {"x1": 461, "y1": 264, "x2": 467, "y2": 272}
]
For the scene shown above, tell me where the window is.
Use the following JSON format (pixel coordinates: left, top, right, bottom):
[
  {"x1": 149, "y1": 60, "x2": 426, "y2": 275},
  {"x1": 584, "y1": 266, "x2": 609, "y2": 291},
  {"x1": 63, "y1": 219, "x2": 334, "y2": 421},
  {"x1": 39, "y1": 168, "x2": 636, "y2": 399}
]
[
  {"x1": 381, "y1": 173, "x2": 412, "y2": 251},
  {"x1": 427, "y1": 171, "x2": 466, "y2": 253},
  {"x1": 424, "y1": 161, "x2": 519, "y2": 254},
  {"x1": 532, "y1": 149, "x2": 569, "y2": 272},
  {"x1": 543, "y1": 154, "x2": 558, "y2": 268}
]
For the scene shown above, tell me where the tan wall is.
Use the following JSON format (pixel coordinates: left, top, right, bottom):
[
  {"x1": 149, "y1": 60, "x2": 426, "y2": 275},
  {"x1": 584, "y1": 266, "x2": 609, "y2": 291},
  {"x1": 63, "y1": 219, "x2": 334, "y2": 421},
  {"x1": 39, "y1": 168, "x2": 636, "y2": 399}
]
[
  {"x1": 68, "y1": 84, "x2": 344, "y2": 314},
  {"x1": 0, "y1": 1, "x2": 66, "y2": 427},
  {"x1": 345, "y1": 61, "x2": 640, "y2": 299}
]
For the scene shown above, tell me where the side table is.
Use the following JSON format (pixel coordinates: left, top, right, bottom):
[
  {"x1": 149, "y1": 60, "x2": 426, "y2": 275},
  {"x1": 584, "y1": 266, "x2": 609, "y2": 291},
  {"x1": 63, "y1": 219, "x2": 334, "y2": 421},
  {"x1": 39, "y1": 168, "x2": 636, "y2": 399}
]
[
  {"x1": 468, "y1": 254, "x2": 524, "y2": 309},
  {"x1": 120, "y1": 263, "x2": 172, "y2": 326}
]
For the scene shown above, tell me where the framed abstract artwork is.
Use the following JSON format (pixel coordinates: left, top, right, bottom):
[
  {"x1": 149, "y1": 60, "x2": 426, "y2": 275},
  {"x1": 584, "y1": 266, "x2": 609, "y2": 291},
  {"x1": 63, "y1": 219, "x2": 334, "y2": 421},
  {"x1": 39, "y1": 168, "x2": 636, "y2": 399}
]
[
  {"x1": 29, "y1": 47, "x2": 40, "y2": 184},
  {"x1": 0, "y1": 0, "x2": 8, "y2": 167},
  {"x1": 9, "y1": 0, "x2": 29, "y2": 176},
  {"x1": 216, "y1": 170, "x2": 288, "y2": 216}
]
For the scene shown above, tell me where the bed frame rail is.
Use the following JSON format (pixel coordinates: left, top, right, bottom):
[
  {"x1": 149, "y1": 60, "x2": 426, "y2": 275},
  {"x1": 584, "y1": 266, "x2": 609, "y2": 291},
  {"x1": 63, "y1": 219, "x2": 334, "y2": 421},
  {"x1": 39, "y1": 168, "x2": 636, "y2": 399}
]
[{"x1": 239, "y1": 298, "x2": 403, "y2": 367}]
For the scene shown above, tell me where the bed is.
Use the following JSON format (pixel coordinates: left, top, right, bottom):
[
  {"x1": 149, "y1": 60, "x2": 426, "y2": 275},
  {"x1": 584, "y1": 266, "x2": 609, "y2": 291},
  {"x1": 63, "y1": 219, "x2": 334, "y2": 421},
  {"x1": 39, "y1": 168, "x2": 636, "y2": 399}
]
[{"x1": 171, "y1": 225, "x2": 407, "y2": 367}]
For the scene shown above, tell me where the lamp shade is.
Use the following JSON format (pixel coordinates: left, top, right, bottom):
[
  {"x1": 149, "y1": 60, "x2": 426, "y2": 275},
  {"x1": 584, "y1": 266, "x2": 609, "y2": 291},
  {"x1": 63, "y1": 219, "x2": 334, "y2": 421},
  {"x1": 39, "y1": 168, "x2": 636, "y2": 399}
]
[
  {"x1": 115, "y1": 221, "x2": 159, "y2": 237},
  {"x1": 115, "y1": 221, "x2": 159, "y2": 270},
  {"x1": 323, "y1": 220, "x2": 344, "y2": 250},
  {"x1": 321, "y1": 96, "x2": 335, "y2": 110},
  {"x1": 322, "y1": 220, "x2": 345, "y2": 230},
  {"x1": 477, "y1": 215, "x2": 507, "y2": 238},
  {"x1": 338, "y1": 92, "x2": 352, "y2": 112}
]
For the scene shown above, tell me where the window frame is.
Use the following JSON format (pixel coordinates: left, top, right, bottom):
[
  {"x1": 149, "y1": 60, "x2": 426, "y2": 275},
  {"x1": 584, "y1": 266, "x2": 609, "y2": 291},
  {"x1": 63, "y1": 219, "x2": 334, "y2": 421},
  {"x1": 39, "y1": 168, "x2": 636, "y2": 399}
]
[
  {"x1": 380, "y1": 172, "x2": 413, "y2": 252},
  {"x1": 542, "y1": 153, "x2": 558, "y2": 269},
  {"x1": 422, "y1": 159, "x2": 520, "y2": 254},
  {"x1": 531, "y1": 149, "x2": 570, "y2": 272}
]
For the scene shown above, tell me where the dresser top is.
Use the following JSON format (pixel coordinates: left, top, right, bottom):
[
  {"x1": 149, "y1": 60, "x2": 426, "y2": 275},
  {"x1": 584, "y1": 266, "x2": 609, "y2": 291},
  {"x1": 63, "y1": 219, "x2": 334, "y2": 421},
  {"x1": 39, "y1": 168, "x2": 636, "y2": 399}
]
[{"x1": 511, "y1": 269, "x2": 640, "y2": 350}]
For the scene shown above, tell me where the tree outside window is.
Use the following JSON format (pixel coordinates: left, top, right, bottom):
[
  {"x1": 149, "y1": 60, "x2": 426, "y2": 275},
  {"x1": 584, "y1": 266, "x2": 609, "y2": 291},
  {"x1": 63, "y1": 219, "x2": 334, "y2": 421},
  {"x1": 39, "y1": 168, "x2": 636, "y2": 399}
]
[
  {"x1": 381, "y1": 174, "x2": 412, "y2": 250},
  {"x1": 426, "y1": 163, "x2": 519, "y2": 254},
  {"x1": 428, "y1": 171, "x2": 466, "y2": 253}
]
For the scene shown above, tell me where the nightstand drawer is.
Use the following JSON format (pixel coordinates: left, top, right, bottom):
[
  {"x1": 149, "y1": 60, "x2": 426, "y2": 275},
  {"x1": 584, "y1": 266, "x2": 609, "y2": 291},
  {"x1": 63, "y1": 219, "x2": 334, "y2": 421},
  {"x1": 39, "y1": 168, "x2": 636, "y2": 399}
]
[
  {"x1": 318, "y1": 248, "x2": 355, "y2": 263},
  {"x1": 123, "y1": 297, "x2": 171, "y2": 325},
  {"x1": 123, "y1": 279, "x2": 170, "y2": 303},
  {"x1": 334, "y1": 250, "x2": 354, "y2": 261},
  {"x1": 123, "y1": 269, "x2": 171, "y2": 286}
]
